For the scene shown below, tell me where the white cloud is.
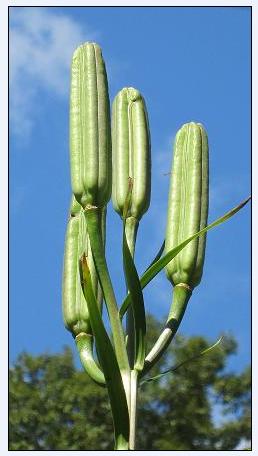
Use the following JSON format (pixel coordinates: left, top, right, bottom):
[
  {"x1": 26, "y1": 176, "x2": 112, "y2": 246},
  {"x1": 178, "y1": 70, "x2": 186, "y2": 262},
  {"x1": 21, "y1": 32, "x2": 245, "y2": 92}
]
[{"x1": 9, "y1": 7, "x2": 98, "y2": 138}]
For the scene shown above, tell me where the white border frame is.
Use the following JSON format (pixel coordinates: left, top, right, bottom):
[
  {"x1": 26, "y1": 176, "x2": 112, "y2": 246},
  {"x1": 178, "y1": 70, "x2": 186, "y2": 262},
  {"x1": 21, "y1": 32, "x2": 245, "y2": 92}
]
[{"x1": 2, "y1": 1, "x2": 255, "y2": 455}]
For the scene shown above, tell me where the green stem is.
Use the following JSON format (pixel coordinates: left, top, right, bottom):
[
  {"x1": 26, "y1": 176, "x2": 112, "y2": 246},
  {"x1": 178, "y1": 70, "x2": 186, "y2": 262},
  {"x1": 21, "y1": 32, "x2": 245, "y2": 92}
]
[
  {"x1": 84, "y1": 206, "x2": 131, "y2": 404},
  {"x1": 79, "y1": 255, "x2": 129, "y2": 450},
  {"x1": 129, "y1": 369, "x2": 138, "y2": 450},
  {"x1": 141, "y1": 285, "x2": 192, "y2": 378},
  {"x1": 75, "y1": 332, "x2": 105, "y2": 386},
  {"x1": 125, "y1": 217, "x2": 139, "y2": 368}
]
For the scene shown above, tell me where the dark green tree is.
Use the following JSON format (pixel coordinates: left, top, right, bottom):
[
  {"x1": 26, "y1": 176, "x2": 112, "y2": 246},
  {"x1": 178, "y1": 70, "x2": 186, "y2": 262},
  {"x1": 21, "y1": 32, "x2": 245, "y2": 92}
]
[{"x1": 9, "y1": 315, "x2": 251, "y2": 450}]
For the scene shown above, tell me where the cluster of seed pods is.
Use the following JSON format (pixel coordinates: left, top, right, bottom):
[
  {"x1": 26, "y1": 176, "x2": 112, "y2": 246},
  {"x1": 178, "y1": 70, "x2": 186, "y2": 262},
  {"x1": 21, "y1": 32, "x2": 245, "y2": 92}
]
[{"x1": 62, "y1": 42, "x2": 209, "y2": 450}]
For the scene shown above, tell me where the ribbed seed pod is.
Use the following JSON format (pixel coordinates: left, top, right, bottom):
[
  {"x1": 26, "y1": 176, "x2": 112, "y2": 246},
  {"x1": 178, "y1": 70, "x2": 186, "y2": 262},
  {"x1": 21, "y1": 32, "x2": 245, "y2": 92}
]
[
  {"x1": 70, "y1": 42, "x2": 111, "y2": 208},
  {"x1": 165, "y1": 122, "x2": 209, "y2": 289},
  {"x1": 143, "y1": 122, "x2": 209, "y2": 369},
  {"x1": 112, "y1": 87, "x2": 151, "y2": 369},
  {"x1": 62, "y1": 207, "x2": 90, "y2": 336},
  {"x1": 112, "y1": 87, "x2": 151, "y2": 221},
  {"x1": 62, "y1": 198, "x2": 106, "y2": 337}
]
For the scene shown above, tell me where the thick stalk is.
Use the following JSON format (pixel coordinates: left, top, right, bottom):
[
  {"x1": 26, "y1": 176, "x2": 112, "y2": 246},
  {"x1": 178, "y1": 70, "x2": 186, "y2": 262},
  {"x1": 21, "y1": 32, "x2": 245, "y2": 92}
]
[
  {"x1": 125, "y1": 216, "x2": 139, "y2": 368},
  {"x1": 129, "y1": 369, "x2": 138, "y2": 450},
  {"x1": 84, "y1": 206, "x2": 131, "y2": 406},
  {"x1": 141, "y1": 284, "x2": 192, "y2": 378}
]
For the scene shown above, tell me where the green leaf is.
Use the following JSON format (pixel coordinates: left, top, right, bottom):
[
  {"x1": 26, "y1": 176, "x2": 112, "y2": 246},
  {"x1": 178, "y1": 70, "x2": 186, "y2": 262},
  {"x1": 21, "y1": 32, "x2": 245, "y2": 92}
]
[
  {"x1": 140, "y1": 336, "x2": 223, "y2": 386},
  {"x1": 120, "y1": 197, "x2": 250, "y2": 318},
  {"x1": 79, "y1": 255, "x2": 129, "y2": 450},
  {"x1": 122, "y1": 177, "x2": 146, "y2": 371},
  {"x1": 123, "y1": 225, "x2": 146, "y2": 372}
]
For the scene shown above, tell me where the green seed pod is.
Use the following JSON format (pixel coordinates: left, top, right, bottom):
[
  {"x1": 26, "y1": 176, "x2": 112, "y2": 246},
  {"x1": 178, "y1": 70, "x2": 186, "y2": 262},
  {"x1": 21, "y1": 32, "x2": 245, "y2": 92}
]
[
  {"x1": 70, "y1": 42, "x2": 111, "y2": 208},
  {"x1": 62, "y1": 207, "x2": 90, "y2": 336},
  {"x1": 165, "y1": 122, "x2": 209, "y2": 289},
  {"x1": 112, "y1": 87, "x2": 151, "y2": 221},
  {"x1": 112, "y1": 88, "x2": 151, "y2": 369},
  {"x1": 62, "y1": 199, "x2": 106, "y2": 337}
]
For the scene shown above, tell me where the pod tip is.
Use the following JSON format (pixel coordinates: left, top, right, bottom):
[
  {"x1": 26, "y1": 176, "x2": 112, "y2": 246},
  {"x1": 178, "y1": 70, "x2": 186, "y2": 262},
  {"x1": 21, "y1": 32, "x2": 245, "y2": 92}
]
[
  {"x1": 119, "y1": 87, "x2": 142, "y2": 102},
  {"x1": 177, "y1": 122, "x2": 206, "y2": 135},
  {"x1": 72, "y1": 42, "x2": 101, "y2": 61}
]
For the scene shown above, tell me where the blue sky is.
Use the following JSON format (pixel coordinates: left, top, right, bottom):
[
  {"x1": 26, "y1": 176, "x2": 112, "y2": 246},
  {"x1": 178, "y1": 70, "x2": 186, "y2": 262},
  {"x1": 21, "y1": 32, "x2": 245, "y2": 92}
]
[{"x1": 10, "y1": 6, "x2": 251, "y2": 375}]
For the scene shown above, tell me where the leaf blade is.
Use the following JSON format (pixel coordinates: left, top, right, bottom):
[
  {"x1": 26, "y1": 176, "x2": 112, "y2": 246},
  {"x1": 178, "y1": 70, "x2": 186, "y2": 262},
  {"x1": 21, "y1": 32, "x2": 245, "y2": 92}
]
[
  {"x1": 140, "y1": 336, "x2": 223, "y2": 386},
  {"x1": 120, "y1": 197, "x2": 250, "y2": 318},
  {"x1": 79, "y1": 254, "x2": 129, "y2": 449},
  {"x1": 123, "y1": 226, "x2": 146, "y2": 372}
]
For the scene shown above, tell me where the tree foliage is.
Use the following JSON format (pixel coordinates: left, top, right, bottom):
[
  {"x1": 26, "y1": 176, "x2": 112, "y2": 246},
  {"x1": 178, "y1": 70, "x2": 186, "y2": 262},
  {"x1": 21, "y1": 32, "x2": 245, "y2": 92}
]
[{"x1": 9, "y1": 315, "x2": 251, "y2": 450}]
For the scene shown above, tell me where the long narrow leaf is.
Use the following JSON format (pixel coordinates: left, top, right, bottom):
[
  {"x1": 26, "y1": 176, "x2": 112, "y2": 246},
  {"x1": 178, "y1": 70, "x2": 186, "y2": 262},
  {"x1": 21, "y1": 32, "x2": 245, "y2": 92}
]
[
  {"x1": 140, "y1": 336, "x2": 223, "y2": 386},
  {"x1": 79, "y1": 255, "x2": 129, "y2": 450},
  {"x1": 123, "y1": 226, "x2": 146, "y2": 372},
  {"x1": 122, "y1": 177, "x2": 146, "y2": 372},
  {"x1": 120, "y1": 197, "x2": 250, "y2": 318}
]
